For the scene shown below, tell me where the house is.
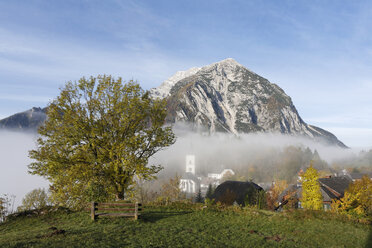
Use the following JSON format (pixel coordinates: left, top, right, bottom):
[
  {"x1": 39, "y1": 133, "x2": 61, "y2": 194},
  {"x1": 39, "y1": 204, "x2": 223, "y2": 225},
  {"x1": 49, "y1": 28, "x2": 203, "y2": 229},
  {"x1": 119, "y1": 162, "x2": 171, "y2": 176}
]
[
  {"x1": 340, "y1": 169, "x2": 372, "y2": 181},
  {"x1": 200, "y1": 168, "x2": 235, "y2": 194},
  {"x1": 257, "y1": 182, "x2": 274, "y2": 191},
  {"x1": 318, "y1": 176, "x2": 352, "y2": 210},
  {"x1": 207, "y1": 169, "x2": 235, "y2": 180},
  {"x1": 278, "y1": 175, "x2": 352, "y2": 210}
]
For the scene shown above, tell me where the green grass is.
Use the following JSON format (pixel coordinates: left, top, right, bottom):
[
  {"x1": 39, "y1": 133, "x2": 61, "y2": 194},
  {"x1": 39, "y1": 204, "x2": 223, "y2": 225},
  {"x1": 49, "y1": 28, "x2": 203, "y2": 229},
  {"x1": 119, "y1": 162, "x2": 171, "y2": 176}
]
[{"x1": 0, "y1": 205, "x2": 371, "y2": 248}]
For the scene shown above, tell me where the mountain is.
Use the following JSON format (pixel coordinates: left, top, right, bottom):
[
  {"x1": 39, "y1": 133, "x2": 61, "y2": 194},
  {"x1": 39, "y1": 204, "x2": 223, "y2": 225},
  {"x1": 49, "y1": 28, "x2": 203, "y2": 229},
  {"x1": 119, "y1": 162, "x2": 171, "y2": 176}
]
[
  {"x1": 150, "y1": 67, "x2": 201, "y2": 99},
  {"x1": 0, "y1": 107, "x2": 47, "y2": 131},
  {"x1": 152, "y1": 58, "x2": 346, "y2": 148},
  {"x1": 0, "y1": 58, "x2": 346, "y2": 147}
]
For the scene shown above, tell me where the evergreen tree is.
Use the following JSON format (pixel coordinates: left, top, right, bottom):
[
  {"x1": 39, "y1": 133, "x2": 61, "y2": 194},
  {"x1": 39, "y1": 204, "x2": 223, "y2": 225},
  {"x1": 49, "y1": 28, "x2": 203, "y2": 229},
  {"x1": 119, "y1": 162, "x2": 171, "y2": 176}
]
[
  {"x1": 301, "y1": 163, "x2": 323, "y2": 210},
  {"x1": 206, "y1": 183, "x2": 214, "y2": 200},
  {"x1": 195, "y1": 188, "x2": 203, "y2": 203}
]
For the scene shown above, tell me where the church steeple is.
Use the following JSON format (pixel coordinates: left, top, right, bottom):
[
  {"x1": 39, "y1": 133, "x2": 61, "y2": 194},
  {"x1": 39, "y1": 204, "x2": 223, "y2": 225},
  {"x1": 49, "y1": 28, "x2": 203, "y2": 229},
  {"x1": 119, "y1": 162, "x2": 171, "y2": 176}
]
[{"x1": 186, "y1": 155, "x2": 195, "y2": 174}]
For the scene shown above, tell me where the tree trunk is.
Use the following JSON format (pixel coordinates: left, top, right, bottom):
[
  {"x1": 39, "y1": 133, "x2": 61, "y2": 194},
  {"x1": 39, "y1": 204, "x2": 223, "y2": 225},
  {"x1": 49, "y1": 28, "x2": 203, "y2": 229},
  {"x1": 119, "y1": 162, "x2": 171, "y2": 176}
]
[{"x1": 116, "y1": 190, "x2": 125, "y2": 200}]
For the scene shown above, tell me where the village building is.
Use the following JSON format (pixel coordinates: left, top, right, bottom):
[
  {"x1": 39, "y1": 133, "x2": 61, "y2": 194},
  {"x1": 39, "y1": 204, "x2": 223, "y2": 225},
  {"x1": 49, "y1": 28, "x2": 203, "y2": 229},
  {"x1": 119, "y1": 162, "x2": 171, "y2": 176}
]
[
  {"x1": 212, "y1": 180, "x2": 263, "y2": 206},
  {"x1": 207, "y1": 169, "x2": 235, "y2": 180},
  {"x1": 179, "y1": 155, "x2": 235, "y2": 195},
  {"x1": 278, "y1": 175, "x2": 352, "y2": 210},
  {"x1": 339, "y1": 169, "x2": 372, "y2": 181},
  {"x1": 179, "y1": 155, "x2": 200, "y2": 194}
]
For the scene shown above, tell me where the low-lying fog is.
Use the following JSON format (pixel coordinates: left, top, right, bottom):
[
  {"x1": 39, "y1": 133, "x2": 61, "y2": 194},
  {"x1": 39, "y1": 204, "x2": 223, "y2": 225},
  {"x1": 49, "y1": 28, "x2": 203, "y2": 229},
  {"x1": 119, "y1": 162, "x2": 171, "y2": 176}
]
[
  {"x1": 1, "y1": 124, "x2": 370, "y2": 207},
  {"x1": 0, "y1": 131, "x2": 49, "y2": 208},
  {"x1": 150, "y1": 124, "x2": 363, "y2": 179}
]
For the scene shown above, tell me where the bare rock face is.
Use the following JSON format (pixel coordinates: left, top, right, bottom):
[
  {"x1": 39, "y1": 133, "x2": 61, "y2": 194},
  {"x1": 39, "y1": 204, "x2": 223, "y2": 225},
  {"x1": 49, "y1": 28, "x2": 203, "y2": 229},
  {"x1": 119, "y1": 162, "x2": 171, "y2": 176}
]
[{"x1": 151, "y1": 58, "x2": 346, "y2": 148}]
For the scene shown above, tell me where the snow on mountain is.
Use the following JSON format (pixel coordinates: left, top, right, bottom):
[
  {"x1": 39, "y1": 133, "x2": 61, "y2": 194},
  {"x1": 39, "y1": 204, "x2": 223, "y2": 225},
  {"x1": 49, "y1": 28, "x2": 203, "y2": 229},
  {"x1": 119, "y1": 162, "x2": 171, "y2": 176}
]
[{"x1": 150, "y1": 67, "x2": 201, "y2": 98}]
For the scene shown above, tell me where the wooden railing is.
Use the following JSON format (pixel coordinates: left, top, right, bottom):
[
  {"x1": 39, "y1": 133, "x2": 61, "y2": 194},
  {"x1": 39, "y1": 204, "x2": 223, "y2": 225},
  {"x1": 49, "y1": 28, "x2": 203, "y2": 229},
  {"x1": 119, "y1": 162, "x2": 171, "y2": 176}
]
[{"x1": 89, "y1": 202, "x2": 142, "y2": 221}]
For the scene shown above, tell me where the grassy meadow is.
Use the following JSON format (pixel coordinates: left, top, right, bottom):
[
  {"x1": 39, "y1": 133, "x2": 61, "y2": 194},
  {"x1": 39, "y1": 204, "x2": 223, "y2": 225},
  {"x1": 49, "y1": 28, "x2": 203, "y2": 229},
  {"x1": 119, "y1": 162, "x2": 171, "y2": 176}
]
[{"x1": 0, "y1": 204, "x2": 371, "y2": 248}]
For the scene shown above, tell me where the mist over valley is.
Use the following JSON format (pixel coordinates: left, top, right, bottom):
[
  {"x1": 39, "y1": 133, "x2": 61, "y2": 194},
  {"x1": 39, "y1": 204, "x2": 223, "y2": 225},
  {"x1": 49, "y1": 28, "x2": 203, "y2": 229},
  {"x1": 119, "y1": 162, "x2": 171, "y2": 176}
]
[
  {"x1": 1, "y1": 59, "x2": 372, "y2": 205},
  {"x1": 0, "y1": 131, "x2": 48, "y2": 207}
]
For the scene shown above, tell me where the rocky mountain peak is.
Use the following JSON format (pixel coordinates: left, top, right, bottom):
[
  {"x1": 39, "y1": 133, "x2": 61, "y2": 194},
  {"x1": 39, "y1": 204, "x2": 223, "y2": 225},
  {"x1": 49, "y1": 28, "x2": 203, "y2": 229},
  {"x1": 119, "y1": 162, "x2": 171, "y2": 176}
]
[
  {"x1": 210, "y1": 58, "x2": 242, "y2": 68},
  {"x1": 150, "y1": 67, "x2": 201, "y2": 99},
  {"x1": 157, "y1": 58, "x2": 347, "y2": 148},
  {"x1": 150, "y1": 58, "x2": 260, "y2": 100}
]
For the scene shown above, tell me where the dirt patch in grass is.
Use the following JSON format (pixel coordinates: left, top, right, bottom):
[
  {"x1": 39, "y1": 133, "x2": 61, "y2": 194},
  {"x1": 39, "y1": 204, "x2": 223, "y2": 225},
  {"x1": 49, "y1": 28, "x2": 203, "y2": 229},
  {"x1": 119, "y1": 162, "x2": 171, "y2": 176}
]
[{"x1": 36, "y1": 227, "x2": 66, "y2": 238}]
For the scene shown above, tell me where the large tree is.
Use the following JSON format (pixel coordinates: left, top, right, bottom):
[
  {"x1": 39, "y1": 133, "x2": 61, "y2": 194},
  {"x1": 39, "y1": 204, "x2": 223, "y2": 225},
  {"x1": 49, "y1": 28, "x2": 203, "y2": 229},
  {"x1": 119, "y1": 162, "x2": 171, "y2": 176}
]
[{"x1": 29, "y1": 76, "x2": 175, "y2": 207}]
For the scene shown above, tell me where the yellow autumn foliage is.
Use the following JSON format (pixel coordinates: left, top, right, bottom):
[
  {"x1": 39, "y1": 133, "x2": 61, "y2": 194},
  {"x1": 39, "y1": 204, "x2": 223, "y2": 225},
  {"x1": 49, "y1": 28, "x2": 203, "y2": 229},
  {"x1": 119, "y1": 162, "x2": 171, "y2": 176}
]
[
  {"x1": 266, "y1": 180, "x2": 288, "y2": 210},
  {"x1": 28, "y1": 76, "x2": 176, "y2": 208},
  {"x1": 332, "y1": 175, "x2": 372, "y2": 218},
  {"x1": 301, "y1": 163, "x2": 323, "y2": 210}
]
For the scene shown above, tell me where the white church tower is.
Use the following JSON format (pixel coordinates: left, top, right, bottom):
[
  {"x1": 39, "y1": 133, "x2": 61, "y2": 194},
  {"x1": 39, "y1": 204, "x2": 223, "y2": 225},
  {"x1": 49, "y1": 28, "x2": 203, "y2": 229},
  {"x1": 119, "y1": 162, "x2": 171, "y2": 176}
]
[
  {"x1": 180, "y1": 154, "x2": 199, "y2": 194},
  {"x1": 185, "y1": 155, "x2": 195, "y2": 175}
]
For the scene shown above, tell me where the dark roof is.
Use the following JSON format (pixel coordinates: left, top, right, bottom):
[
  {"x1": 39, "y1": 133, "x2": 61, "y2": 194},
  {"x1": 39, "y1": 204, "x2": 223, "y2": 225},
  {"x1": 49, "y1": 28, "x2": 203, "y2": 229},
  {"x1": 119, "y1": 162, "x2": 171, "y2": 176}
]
[
  {"x1": 181, "y1": 172, "x2": 200, "y2": 182},
  {"x1": 320, "y1": 187, "x2": 337, "y2": 201},
  {"x1": 258, "y1": 182, "x2": 274, "y2": 191},
  {"x1": 278, "y1": 184, "x2": 301, "y2": 202},
  {"x1": 349, "y1": 172, "x2": 372, "y2": 180},
  {"x1": 279, "y1": 185, "x2": 338, "y2": 203},
  {"x1": 212, "y1": 180, "x2": 263, "y2": 206},
  {"x1": 318, "y1": 176, "x2": 352, "y2": 198},
  {"x1": 279, "y1": 176, "x2": 353, "y2": 203}
]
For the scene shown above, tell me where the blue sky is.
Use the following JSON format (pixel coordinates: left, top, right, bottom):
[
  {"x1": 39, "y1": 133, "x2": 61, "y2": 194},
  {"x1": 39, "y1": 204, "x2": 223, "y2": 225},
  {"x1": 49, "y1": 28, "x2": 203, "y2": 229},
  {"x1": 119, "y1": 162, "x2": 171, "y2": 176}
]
[{"x1": 0, "y1": 0, "x2": 371, "y2": 147}]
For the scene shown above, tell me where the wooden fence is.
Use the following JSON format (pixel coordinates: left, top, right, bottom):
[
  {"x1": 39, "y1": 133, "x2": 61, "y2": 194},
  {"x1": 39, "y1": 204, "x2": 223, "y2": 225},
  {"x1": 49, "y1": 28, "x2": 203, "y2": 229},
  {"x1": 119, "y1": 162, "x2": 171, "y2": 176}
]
[{"x1": 89, "y1": 202, "x2": 142, "y2": 221}]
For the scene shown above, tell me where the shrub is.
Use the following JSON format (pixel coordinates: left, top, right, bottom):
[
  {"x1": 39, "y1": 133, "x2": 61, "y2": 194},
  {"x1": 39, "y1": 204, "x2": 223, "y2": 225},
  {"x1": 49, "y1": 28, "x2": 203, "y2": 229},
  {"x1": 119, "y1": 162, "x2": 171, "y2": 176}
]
[
  {"x1": 244, "y1": 189, "x2": 266, "y2": 209},
  {"x1": 159, "y1": 175, "x2": 183, "y2": 204},
  {"x1": 17, "y1": 188, "x2": 50, "y2": 212},
  {"x1": 266, "y1": 180, "x2": 288, "y2": 210}
]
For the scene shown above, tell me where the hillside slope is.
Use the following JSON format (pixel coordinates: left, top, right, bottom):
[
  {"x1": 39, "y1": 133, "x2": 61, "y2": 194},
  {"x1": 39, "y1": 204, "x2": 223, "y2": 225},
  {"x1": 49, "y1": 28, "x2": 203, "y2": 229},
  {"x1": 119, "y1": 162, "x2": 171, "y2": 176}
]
[{"x1": 0, "y1": 206, "x2": 370, "y2": 248}]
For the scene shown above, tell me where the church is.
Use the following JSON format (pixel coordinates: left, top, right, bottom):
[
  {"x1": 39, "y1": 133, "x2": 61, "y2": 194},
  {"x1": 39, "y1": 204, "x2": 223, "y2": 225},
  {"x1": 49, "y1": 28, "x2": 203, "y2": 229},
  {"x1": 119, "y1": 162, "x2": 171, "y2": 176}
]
[
  {"x1": 179, "y1": 155, "x2": 235, "y2": 195},
  {"x1": 179, "y1": 155, "x2": 200, "y2": 194}
]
